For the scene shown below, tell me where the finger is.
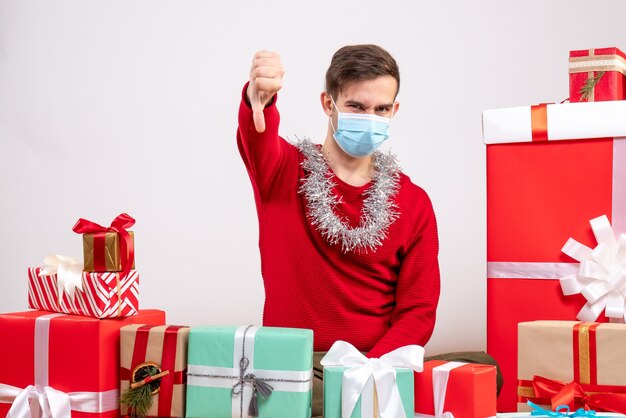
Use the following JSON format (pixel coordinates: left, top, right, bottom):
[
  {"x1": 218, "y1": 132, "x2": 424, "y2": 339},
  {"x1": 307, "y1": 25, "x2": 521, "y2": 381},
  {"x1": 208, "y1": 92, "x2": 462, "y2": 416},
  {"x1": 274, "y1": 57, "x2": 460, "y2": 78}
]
[
  {"x1": 252, "y1": 104, "x2": 266, "y2": 133},
  {"x1": 252, "y1": 66, "x2": 284, "y2": 81},
  {"x1": 253, "y1": 57, "x2": 281, "y2": 68},
  {"x1": 253, "y1": 77, "x2": 282, "y2": 93},
  {"x1": 253, "y1": 50, "x2": 279, "y2": 60}
]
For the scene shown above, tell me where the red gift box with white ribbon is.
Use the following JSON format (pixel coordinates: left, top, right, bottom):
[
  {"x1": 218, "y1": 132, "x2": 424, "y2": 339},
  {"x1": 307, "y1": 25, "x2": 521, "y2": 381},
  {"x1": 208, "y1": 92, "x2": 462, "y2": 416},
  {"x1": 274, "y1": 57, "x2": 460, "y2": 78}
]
[
  {"x1": 414, "y1": 360, "x2": 497, "y2": 418},
  {"x1": 0, "y1": 310, "x2": 165, "y2": 418},
  {"x1": 482, "y1": 100, "x2": 626, "y2": 411}
]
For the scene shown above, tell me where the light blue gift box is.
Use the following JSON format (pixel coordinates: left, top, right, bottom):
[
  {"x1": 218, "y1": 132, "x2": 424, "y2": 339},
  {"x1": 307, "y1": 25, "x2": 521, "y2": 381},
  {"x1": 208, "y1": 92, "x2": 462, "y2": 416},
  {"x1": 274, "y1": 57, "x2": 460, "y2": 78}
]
[
  {"x1": 323, "y1": 366, "x2": 414, "y2": 418},
  {"x1": 186, "y1": 325, "x2": 313, "y2": 418}
]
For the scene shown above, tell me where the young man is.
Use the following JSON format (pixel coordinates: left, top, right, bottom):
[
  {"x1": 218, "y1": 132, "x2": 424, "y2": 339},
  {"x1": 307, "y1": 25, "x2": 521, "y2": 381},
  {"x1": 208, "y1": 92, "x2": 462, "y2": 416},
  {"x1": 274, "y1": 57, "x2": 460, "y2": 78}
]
[{"x1": 238, "y1": 45, "x2": 500, "y2": 416}]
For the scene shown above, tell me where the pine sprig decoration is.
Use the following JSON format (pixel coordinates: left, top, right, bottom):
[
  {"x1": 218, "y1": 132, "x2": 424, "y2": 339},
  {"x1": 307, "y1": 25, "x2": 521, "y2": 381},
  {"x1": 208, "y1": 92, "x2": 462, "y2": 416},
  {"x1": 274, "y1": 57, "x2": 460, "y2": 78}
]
[
  {"x1": 579, "y1": 71, "x2": 605, "y2": 101},
  {"x1": 120, "y1": 364, "x2": 162, "y2": 418}
]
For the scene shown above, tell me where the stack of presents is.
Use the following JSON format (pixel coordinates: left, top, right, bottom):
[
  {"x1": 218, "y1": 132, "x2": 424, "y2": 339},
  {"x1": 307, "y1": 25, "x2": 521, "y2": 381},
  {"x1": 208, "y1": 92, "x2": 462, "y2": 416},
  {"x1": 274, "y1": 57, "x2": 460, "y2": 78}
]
[
  {"x1": 0, "y1": 46, "x2": 625, "y2": 418},
  {"x1": 485, "y1": 47, "x2": 626, "y2": 416},
  {"x1": 0, "y1": 211, "x2": 497, "y2": 418}
]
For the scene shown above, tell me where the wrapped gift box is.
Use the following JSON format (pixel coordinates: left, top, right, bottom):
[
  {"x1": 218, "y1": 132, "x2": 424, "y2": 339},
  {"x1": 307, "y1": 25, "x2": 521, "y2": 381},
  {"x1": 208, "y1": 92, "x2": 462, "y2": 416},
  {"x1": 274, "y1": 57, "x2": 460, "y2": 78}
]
[
  {"x1": 0, "y1": 309, "x2": 165, "y2": 418},
  {"x1": 72, "y1": 213, "x2": 136, "y2": 273},
  {"x1": 120, "y1": 324, "x2": 190, "y2": 417},
  {"x1": 569, "y1": 47, "x2": 626, "y2": 102},
  {"x1": 517, "y1": 321, "x2": 626, "y2": 414},
  {"x1": 414, "y1": 360, "x2": 497, "y2": 418},
  {"x1": 186, "y1": 325, "x2": 313, "y2": 418},
  {"x1": 28, "y1": 266, "x2": 139, "y2": 318},
  {"x1": 482, "y1": 100, "x2": 626, "y2": 411},
  {"x1": 322, "y1": 341, "x2": 422, "y2": 418},
  {"x1": 82, "y1": 230, "x2": 135, "y2": 272},
  {"x1": 324, "y1": 367, "x2": 413, "y2": 418}
]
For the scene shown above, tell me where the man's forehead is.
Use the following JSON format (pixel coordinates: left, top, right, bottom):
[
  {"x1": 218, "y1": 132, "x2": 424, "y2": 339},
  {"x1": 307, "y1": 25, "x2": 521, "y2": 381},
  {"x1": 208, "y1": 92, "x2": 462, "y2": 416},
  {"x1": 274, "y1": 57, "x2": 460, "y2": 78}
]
[{"x1": 337, "y1": 76, "x2": 398, "y2": 102}]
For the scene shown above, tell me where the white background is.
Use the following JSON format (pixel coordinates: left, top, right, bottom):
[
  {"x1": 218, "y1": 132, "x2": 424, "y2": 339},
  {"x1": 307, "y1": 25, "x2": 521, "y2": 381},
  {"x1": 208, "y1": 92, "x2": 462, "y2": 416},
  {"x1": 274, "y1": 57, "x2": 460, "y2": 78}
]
[{"x1": 1, "y1": 0, "x2": 625, "y2": 355}]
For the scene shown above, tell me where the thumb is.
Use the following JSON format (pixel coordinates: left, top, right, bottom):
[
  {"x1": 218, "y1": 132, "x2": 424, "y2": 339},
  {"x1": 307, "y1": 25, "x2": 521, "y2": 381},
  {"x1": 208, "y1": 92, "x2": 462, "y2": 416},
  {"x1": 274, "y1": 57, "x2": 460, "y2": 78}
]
[{"x1": 252, "y1": 101, "x2": 266, "y2": 133}]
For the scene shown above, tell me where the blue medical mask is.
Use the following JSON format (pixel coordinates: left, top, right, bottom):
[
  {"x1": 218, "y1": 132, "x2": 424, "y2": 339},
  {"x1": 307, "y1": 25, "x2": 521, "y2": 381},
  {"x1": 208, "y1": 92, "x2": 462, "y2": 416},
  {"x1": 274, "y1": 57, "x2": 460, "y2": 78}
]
[{"x1": 330, "y1": 96, "x2": 393, "y2": 158}]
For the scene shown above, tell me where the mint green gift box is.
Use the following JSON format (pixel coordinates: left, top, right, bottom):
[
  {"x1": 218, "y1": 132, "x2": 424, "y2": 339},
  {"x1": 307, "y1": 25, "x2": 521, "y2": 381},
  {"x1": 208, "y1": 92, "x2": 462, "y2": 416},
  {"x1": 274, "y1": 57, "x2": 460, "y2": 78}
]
[
  {"x1": 323, "y1": 367, "x2": 414, "y2": 418},
  {"x1": 186, "y1": 325, "x2": 313, "y2": 418}
]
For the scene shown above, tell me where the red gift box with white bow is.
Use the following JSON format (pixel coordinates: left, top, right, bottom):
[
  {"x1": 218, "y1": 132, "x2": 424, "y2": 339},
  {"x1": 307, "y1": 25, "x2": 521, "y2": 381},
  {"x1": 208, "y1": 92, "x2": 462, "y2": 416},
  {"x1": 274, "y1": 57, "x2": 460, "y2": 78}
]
[
  {"x1": 482, "y1": 100, "x2": 626, "y2": 411},
  {"x1": 0, "y1": 310, "x2": 165, "y2": 418}
]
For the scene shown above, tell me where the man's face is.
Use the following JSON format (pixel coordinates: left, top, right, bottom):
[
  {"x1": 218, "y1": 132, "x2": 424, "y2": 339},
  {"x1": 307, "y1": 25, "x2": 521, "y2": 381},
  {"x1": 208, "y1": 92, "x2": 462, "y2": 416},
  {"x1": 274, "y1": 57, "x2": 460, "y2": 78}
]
[{"x1": 329, "y1": 75, "x2": 399, "y2": 120}]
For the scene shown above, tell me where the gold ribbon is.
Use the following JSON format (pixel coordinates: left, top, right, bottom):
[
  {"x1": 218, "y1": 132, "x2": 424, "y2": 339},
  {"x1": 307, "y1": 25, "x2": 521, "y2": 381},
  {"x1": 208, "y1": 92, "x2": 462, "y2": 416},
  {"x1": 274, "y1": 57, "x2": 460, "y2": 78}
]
[
  {"x1": 116, "y1": 274, "x2": 123, "y2": 317},
  {"x1": 569, "y1": 54, "x2": 626, "y2": 75},
  {"x1": 577, "y1": 323, "x2": 592, "y2": 385}
]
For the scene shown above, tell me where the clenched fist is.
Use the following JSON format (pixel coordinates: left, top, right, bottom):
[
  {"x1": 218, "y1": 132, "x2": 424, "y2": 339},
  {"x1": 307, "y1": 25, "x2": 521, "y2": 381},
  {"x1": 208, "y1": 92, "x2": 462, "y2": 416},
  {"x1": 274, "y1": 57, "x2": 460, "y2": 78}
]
[{"x1": 247, "y1": 51, "x2": 284, "y2": 133}]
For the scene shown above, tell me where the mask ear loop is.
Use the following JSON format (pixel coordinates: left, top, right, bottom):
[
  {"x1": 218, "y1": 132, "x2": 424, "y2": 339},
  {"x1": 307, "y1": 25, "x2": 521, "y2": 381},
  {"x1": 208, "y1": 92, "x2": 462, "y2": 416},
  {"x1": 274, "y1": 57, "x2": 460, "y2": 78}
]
[{"x1": 328, "y1": 93, "x2": 339, "y2": 133}]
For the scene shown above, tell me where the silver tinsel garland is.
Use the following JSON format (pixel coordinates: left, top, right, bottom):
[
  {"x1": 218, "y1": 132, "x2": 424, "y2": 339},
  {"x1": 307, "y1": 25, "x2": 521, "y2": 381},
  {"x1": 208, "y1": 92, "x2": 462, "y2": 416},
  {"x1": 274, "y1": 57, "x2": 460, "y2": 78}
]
[{"x1": 296, "y1": 138, "x2": 401, "y2": 253}]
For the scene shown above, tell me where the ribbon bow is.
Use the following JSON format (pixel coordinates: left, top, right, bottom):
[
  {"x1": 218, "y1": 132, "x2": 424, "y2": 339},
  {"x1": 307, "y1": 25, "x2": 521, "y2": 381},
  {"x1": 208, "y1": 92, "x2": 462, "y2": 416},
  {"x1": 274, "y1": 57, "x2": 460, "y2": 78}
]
[
  {"x1": 528, "y1": 401, "x2": 597, "y2": 417},
  {"x1": 0, "y1": 383, "x2": 117, "y2": 418},
  {"x1": 2, "y1": 384, "x2": 72, "y2": 418},
  {"x1": 560, "y1": 215, "x2": 626, "y2": 322},
  {"x1": 532, "y1": 375, "x2": 626, "y2": 414},
  {"x1": 320, "y1": 340, "x2": 424, "y2": 418},
  {"x1": 39, "y1": 255, "x2": 84, "y2": 299},
  {"x1": 231, "y1": 356, "x2": 274, "y2": 417},
  {"x1": 72, "y1": 213, "x2": 135, "y2": 281}
]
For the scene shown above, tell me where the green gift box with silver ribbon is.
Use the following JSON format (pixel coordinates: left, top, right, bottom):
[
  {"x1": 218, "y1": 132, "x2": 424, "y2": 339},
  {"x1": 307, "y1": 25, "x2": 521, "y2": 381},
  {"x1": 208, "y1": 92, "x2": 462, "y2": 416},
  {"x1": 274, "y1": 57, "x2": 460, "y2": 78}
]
[{"x1": 186, "y1": 325, "x2": 313, "y2": 418}]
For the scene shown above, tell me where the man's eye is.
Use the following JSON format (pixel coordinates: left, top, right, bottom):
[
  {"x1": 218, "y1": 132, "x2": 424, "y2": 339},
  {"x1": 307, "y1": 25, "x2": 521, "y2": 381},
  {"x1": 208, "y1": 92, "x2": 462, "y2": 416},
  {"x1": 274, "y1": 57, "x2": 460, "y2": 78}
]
[
  {"x1": 349, "y1": 104, "x2": 361, "y2": 109},
  {"x1": 377, "y1": 107, "x2": 390, "y2": 113}
]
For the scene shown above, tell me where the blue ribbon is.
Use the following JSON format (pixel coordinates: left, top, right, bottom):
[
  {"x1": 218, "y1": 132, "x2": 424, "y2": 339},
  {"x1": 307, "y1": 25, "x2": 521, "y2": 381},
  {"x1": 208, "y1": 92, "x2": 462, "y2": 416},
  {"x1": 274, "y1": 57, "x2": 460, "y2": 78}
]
[{"x1": 529, "y1": 401, "x2": 597, "y2": 417}]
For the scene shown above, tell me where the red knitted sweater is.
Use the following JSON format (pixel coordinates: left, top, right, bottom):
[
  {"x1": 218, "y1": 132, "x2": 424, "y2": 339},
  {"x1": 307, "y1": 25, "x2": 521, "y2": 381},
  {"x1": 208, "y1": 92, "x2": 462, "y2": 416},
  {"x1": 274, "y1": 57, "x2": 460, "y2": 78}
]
[{"x1": 237, "y1": 86, "x2": 440, "y2": 357}]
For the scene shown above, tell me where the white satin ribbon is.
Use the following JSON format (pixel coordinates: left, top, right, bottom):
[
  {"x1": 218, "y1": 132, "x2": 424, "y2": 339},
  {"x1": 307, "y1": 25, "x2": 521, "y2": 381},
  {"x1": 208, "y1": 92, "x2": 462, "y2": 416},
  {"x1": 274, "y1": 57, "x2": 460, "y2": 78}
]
[
  {"x1": 414, "y1": 362, "x2": 466, "y2": 418},
  {"x1": 487, "y1": 262, "x2": 579, "y2": 279},
  {"x1": 0, "y1": 384, "x2": 119, "y2": 418},
  {"x1": 0, "y1": 313, "x2": 119, "y2": 418},
  {"x1": 321, "y1": 340, "x2": 425, "y2": 418},
  {"x1": 39, "y1": 255, "x2": 84, "y2": 299},
  {"x1": 560, "y1": 215, "x2": 626, "y2": 322}
]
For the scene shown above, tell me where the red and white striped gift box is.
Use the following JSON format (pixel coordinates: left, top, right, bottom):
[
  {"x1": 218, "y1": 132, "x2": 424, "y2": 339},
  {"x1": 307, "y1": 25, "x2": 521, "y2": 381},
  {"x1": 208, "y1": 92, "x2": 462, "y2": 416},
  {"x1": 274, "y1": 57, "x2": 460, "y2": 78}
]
[{"x1": 27, "y1": 266, "x2": 139, "y2": 318}]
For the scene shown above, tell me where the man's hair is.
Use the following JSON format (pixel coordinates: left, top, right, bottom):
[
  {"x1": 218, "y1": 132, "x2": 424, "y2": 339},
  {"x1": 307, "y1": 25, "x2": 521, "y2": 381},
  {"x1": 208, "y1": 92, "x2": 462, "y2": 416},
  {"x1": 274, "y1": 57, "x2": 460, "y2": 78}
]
[{"x1": 325, "y1": 44, "x2": 400, "y2": 100}]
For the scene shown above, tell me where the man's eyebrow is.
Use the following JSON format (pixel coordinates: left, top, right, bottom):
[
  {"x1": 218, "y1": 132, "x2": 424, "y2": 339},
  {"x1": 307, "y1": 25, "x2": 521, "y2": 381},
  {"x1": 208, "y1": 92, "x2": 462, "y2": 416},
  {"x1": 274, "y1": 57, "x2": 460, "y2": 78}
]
[
  {"x1": 344, "y1": 100, "x2": 365, "y2": 106},
  {"x1": 344, "y1": 100, "x2": 394, "y2": 107}
]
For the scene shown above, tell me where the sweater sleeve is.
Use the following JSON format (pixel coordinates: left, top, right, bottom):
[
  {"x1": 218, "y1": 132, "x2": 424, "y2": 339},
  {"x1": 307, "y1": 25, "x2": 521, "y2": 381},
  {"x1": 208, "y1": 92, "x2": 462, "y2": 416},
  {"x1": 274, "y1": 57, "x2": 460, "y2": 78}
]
[
  {"x1": 366, "y1": 190, "x2": 441, "y2": 358},
  {"x1": 236, "y1": 82, "x2": 299, "y2": 204}
]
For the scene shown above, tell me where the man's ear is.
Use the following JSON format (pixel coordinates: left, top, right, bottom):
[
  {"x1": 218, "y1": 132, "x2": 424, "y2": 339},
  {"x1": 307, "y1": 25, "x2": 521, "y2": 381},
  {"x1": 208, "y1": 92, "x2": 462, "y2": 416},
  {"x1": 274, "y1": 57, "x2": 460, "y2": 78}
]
[
  {"x1": 392, "y1": 101, "x2": 400, "y2": 117},
  {"x1": 320, "y1": 91, "x2": 334, "y2": 117}
]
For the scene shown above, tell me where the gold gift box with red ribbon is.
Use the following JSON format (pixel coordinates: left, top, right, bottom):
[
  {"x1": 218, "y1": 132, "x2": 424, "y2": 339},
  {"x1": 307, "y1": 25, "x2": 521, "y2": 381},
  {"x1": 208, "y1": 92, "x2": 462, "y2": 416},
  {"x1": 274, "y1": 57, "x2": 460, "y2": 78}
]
[
  {"x1": 82, "y1": 231, "x2": 135, "y2": 272},
  {"x1": 517, "y1": 321, "x2": 626, "y2": 414},
  {"x1": 73, "y1": 213, "x2": 136, "y2": 273},
  {"x1": 120, "y1": 324, "x2": 190, "y2": 417},
  {"x1": 569, "y1": 47, "x2": 626, "y2": 103}
]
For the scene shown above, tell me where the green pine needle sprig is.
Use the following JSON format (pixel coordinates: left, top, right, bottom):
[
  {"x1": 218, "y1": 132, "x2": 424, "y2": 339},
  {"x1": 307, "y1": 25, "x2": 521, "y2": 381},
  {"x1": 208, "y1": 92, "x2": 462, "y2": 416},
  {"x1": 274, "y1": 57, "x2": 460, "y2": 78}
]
[
  {"x1": 120, "y1": 365, "x2": 161, "y2": 418},
  {"x1": 579, "y1": 71, "x2": 605, "y2": 101}
]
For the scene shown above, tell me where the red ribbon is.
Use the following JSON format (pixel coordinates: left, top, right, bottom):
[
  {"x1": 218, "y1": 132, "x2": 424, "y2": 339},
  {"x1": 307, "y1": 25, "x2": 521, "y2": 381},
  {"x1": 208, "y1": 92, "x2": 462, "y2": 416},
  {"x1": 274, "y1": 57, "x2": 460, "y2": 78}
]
[
  {"x1": 532, "y1": 375, "x2": 626, "y2": 414},
  {"x1": 72, "y1": 213, "x2": 135, "y2": 281},
  {"x1": 531, "y1": 104, "x2": 549, "y2": 142}
]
